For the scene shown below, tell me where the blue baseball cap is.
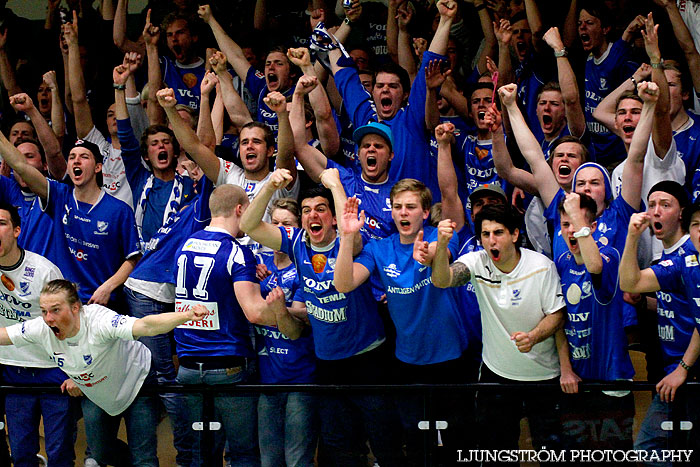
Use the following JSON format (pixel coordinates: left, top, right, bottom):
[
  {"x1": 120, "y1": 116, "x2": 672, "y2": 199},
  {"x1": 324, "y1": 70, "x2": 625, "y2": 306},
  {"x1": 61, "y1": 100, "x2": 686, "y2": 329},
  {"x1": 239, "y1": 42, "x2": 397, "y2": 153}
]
[{"x1": 352, "y1": 122, "x2": 393, "y2": 150}]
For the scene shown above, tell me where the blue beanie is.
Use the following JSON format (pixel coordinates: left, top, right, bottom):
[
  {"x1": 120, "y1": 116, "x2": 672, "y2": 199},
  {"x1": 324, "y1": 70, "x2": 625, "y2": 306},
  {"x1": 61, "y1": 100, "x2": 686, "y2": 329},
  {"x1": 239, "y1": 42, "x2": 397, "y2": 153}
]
[{"x1": 572, "y1": 162, "x2": 612, "y2": 204}]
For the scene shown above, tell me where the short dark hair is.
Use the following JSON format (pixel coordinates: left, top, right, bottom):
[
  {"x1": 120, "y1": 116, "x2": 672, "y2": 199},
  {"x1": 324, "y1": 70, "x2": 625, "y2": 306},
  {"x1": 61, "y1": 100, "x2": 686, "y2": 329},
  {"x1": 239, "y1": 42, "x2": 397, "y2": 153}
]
[
  {"x1": 616, "y1": 91, "x2": 642, "y2": 110},
  {"x1": 161, "y1": 13, "x2": 195, "y2": 34},
  {"x1": 240, "y1": 122, "x2": 275, "y2": 150},
  {"x1": 537, "y1": 81, "x2": 561, "y2": 101},
  {"x1": 0, "y1": 201, "x2": 21, "y2": 228},
  {"x1": 469, "y1": 82, "x2": 494, "y2": 101},
  {"x1": 374, "y1": 61, "x2": 410, "y2": 95},
  {"x1": 14, "y1": 138, "x2": 46, "y2": 165},
  {"x1": 140, "y1": 125, "x2": 181, "y2": 167},
  {"x1": 577, "y1": 0, "x2": 610, "y2": 29},
  {"x1": 557, "y1": 193, "x2": 597, "y2": 224},
  {"x1": 549, "y1": 135, "x2": 589, "y2": 165},
  {"x1": 300, "y1": 186, "x2": 335, "y2": 216},
  {"x1": 682, "y1": 199, "x2": 700, "y2": 233},
  {"x1": 474, "y1": 204, "x2": 521, "y2": 239}
]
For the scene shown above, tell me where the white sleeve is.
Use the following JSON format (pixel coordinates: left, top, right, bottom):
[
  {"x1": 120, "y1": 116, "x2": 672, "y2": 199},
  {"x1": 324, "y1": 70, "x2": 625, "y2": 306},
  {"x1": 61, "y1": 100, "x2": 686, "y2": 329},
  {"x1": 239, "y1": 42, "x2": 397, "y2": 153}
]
[
  {"x1": 539, "y1": 261, "x2": 566, "y2": 315},
  {"x1": 83, "y1": 126, "x2": 110, "y2": 155},
  {"x1": 89, "y1": 305, "x2": 139, "y2": 342},
  {"x1": 217, "y1": 158, "x2": 245, "y2": 186},
  {"x1": 6, "y1": 317, "x2": 48, "y2": 347}
]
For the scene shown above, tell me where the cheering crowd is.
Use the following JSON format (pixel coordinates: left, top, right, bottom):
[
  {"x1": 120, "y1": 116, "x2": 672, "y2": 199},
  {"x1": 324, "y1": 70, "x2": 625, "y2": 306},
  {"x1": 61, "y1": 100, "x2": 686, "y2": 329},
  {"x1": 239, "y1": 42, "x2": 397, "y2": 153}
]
[{"x1": 1, "y1": 0, "x2": 700, "y2": 465}]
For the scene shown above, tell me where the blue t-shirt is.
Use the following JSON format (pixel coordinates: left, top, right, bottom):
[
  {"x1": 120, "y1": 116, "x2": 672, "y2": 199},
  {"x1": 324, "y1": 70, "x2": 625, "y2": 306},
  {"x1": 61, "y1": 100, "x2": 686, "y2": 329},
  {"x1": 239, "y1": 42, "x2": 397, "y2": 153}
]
[
  {"x1": 460, "y1": 134, "x2": 506, "y2": 211},
  {"x1": 279, "y1": 226, "x2": 385, "y2": 360},
  {"x1": 673, "y1": 112, "x2": 700, "y2": 200},
  {"x1": 244, "y1": 66, "x2": 294, "y2": 143},
  {"x1": 456, "y1": 227, "x2": 483, "y2": 348},
  {"x1": 130, "y1": 177, "x2": 213, "y2": 285},
  {"x1": 117, "y1": 118, "x2": 195, "y2": 245},
  {"x1": 174, "y1": 227, "x2": 258, "y2": 358},
  {"x1": 255, "y1": 254, "x2": 316, "y2": 384},
  {"x1": 333, "y1": 51, "x2": 442, "y2": 200},
  {"x1": 326, "y1": 159, "x2": 396, "y2": 242},
  {"x1": 651, "y1": 237, "x2": 700, "y2": 374},
  {"x1": 515, "y1": 51, "x2": 553, "y2": 143},
  {"x1": 652, "y1": 249, "x2": 700, "y2": 330},
  {"x1": 583, "y1": 39, "x2": 638, "y2": 164},
  {"x1": 355, "y1": 227, "x2": 472, "y2": 365},
  {"x1": 556, "y1": 245, "x2": 634, "y2": 381},
  {"x1": 41, "y1": 180, "x2": 141, "y2": 303},
  {"x1": 161, "y1": 55, "x2": 207, "y2": 111},
  {"x1": 0, "y1": 176, "x2": 54, "y2": 256}
]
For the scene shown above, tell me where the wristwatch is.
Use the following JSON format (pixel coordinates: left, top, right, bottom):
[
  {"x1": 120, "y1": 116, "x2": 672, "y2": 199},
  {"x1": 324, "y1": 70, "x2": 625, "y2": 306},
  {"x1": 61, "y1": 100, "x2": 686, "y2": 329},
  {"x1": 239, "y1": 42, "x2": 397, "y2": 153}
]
[
  {"x1": 554, "y1": 48, "x2": 567, "y2": 58},
  {"x1": 651, "y1": 59, "x2": 664, "y2": 69},
  {"x1": 573, "y1": 226, "x2": 591, "y2": 238}
]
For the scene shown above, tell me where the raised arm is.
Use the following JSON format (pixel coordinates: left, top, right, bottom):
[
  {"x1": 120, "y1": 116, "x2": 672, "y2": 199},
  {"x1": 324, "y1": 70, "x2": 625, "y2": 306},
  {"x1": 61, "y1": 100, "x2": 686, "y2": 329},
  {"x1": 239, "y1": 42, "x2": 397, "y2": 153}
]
[
  {"x1": 287, "y1": 48, "x2": 340, "y2": 157},
  {"x1": 133, "y1": 303, "x2": 207, "y2": 337},
  {"x1": 0, "y1": 29, "x2": 21, "y2": 96},
  {"x1": 619, "y1": 213, "x2": 661, "y2": 293},
  {"x1": 428, "y1": 0, "x2": 457, "y2": 55},
  {"x1": 431, "y1": 219, "x2": 469, "y2": 288},
  {"x1": 43, "y1": 71, "x2": 65, "y2": 142},
  {"x1": 396, "y1": 1, "x2": 418, "y2": 82},
  {"x1": 494, "y1": 20, "x2": 515, "y2": 91},
  {"x1": 425, "y1": 60, "x2": 449, "y2": 131},
  {"x1": 386, "y1": 0, "x2": 401, "y2": 65},
  {"x1": 10, "y1": 94, "x2": 66, "y2": 180},
  {"x1": 65, "y1": 12, "x2": 93, "y2": 138},
  {"x1": 524, "y1": 0, "x2": 545, "y2": 52},
  {"x1": 113, "y1": 0, "x2": 145, "y2": 54},
  {"x1": 158, "y1": 88, "x2": 220, "y2": 182},
  {"x1": 334, "y1": 196, "x2": 371, "y2": 293},
  {"x1": 210, "y1": 50, "x2": 253, "y2": 131},
  {"x1": 656, "y1": 0, "x2": 700, "y2": 93},
  {"x1": 499, "y1": 83, "x2": 559, "y2": 206},
  {"x1": 435, "y1": 123, "x2": 466, "y2": 230},
  {"x1": 239, "y1": 169, "x2": 291, "y2": 251},
  {"x1": 143, "y1": 9, "x2": 166, "y2": 125},
  {"x1": 197, "y1": 71, "x2": 218, "y2": 151},
  {"x1": 543, "y1": 27, "x2": 585, "y2": 138},
  {"x1": 592, "y1": 64, "x2": 651, "y2": 134},
  {"x1": 642, "y1": 13, "x2": 672, "y2": 158},
  {"x1": 487, "y1": 104, "x2": 538, "y2": 195},
  {"x1": 562, "y1": 0, "x2": 578, "y2": 48},
  {"x1": 198, "y1": 4, "x2": 252, "y2": 83},
  {"x1": 263, "y1": 92, "x2": 298, "y2": 184},
  {"x1": 289, "y1": 76, "x2": 328, "y2": 182},
  {"x1": 113, "y1": 53, "x2": 141, "y2": 121},
  {"x1": 0, "y1": 130, "x2": 48, "y2": 199},
  {"x1": 620, "y1": 81, "x2": 658, "y2": 210},
  {"x1": 474, "y1": 0, "x2": 496, "y2": 75}
]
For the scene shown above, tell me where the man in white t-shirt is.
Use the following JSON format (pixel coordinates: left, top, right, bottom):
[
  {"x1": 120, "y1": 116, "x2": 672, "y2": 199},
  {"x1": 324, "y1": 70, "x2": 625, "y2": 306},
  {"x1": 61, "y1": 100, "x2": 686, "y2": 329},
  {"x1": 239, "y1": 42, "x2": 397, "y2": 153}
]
[
  {"x1": 0, "y1": 279, "x2": 206, "y2": 466},
  {"x1": 0, "y1": 202, "x2": 72, "y2": 466},
  {"x1": 432, "y1": 203, "x2": 566, "y2": 454}
]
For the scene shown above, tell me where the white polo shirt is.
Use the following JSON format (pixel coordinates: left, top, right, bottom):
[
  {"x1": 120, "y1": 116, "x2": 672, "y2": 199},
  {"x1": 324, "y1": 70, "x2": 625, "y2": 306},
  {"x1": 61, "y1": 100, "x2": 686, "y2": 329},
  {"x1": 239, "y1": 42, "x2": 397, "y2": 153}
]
[{"x1": 456, "y1": 248, "x2": 565, "y2": 381}]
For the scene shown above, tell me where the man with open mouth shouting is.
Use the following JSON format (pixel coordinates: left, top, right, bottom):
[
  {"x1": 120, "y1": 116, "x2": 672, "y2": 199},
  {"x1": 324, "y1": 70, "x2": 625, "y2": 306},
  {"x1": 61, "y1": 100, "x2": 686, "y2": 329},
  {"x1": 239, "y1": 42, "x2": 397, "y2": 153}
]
[
  {"x1": 432, "y1": 203, "x2": 566, "y2": 454},
  {"x1": 0, "y1": 278, "x2": 208, "y2": 466},
  {"x1": 0, "y1": 131, "x2": 141, "y2": 309},
  {"x1": 241, "y1": 168, "x2": 405, "y2": 466}
]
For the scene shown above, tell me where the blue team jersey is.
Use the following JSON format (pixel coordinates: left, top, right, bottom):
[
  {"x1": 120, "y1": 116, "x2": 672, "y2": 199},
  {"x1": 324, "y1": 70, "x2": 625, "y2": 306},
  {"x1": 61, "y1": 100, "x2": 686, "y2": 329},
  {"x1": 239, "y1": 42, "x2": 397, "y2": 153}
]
[
  {"x1": 333, "y1": 51, "x2": 443, "y2": 200},
  {"x1": 174, "y1": 227, "x2": 259, "y2": 358},
  {"x1": 456, "y1": 227, "x2": 483, "y2": 348},
  {"x1": 652, "y1": 249, "x2": 700, "y2": 330},
  {"x1": 326, "y1": 159, "x2": 396, "y2": 242},
  {"x1": 0, "y1": 176, "x2": 54, "y2": 255},
  {"x1": 255, "y1": 255, "x2": 316, "y2": 384},
  {"x1": 460, "y1": 135, "x2": 505, "y2": 210},
  {"x1": 130, "y1": 177, "x2": 213, "y2": 285},
  {"x1": 556, "y1": 245, "x2": 634, "y2": 381},
  {"x1": 245, "y1": 66, "x2": 294, "y2": 143},
  {"x1": 651, "y1": 237, "x2": 700, "y2": 374},
  {"x1": 117, "y1": 118, "x2": 195, "y2": 244},
  {"x1": 516, "y1": 51, "x2": 553, "y2": 143},
  {"x1": 356, "y1": 227, "x2": 472, "y2": 365},
  {"x1": 279, "y1": 226, "x2": 385, "y2": 360},
  {"x1": 42, "y1": 180, "x2": 141, "y2": 303},
  {"x1": 583, "y1": 39, "x2": 638, "y2": 164},
  {"x1": 673, "y1": 112, "x2": 700, "y2": 200},
  {"x1": 336, "y1": 108, "x2": 361, "y2": 172},
  {"x1": 161, "y1": 55, "x2": 207, "y2": 111}
]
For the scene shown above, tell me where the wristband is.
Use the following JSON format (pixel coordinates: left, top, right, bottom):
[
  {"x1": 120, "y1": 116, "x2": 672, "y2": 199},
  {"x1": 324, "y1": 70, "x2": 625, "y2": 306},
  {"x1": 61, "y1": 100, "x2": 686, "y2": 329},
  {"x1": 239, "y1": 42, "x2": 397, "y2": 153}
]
[
  {"x1": 113, "y1": 83, "x2": 126, "y2": 90},
  {"x1": 630, "y1": 76, "x2": 638, "y2": 88},
  {"x1": 475, "y1": 3, "x2": 486, "y2": 12},
  {"x1": 343, "y1": 17, "x2": 352, "y2": 26},
  {"x1": 553, "y1": 48, "x2": 567, "y2": 58},
  {"x1": 680, "y1": 359, "x2": 692, "y2": 371},
  {"x1": 650, "y1": 60, "x2": 664, "y2": 69}
]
